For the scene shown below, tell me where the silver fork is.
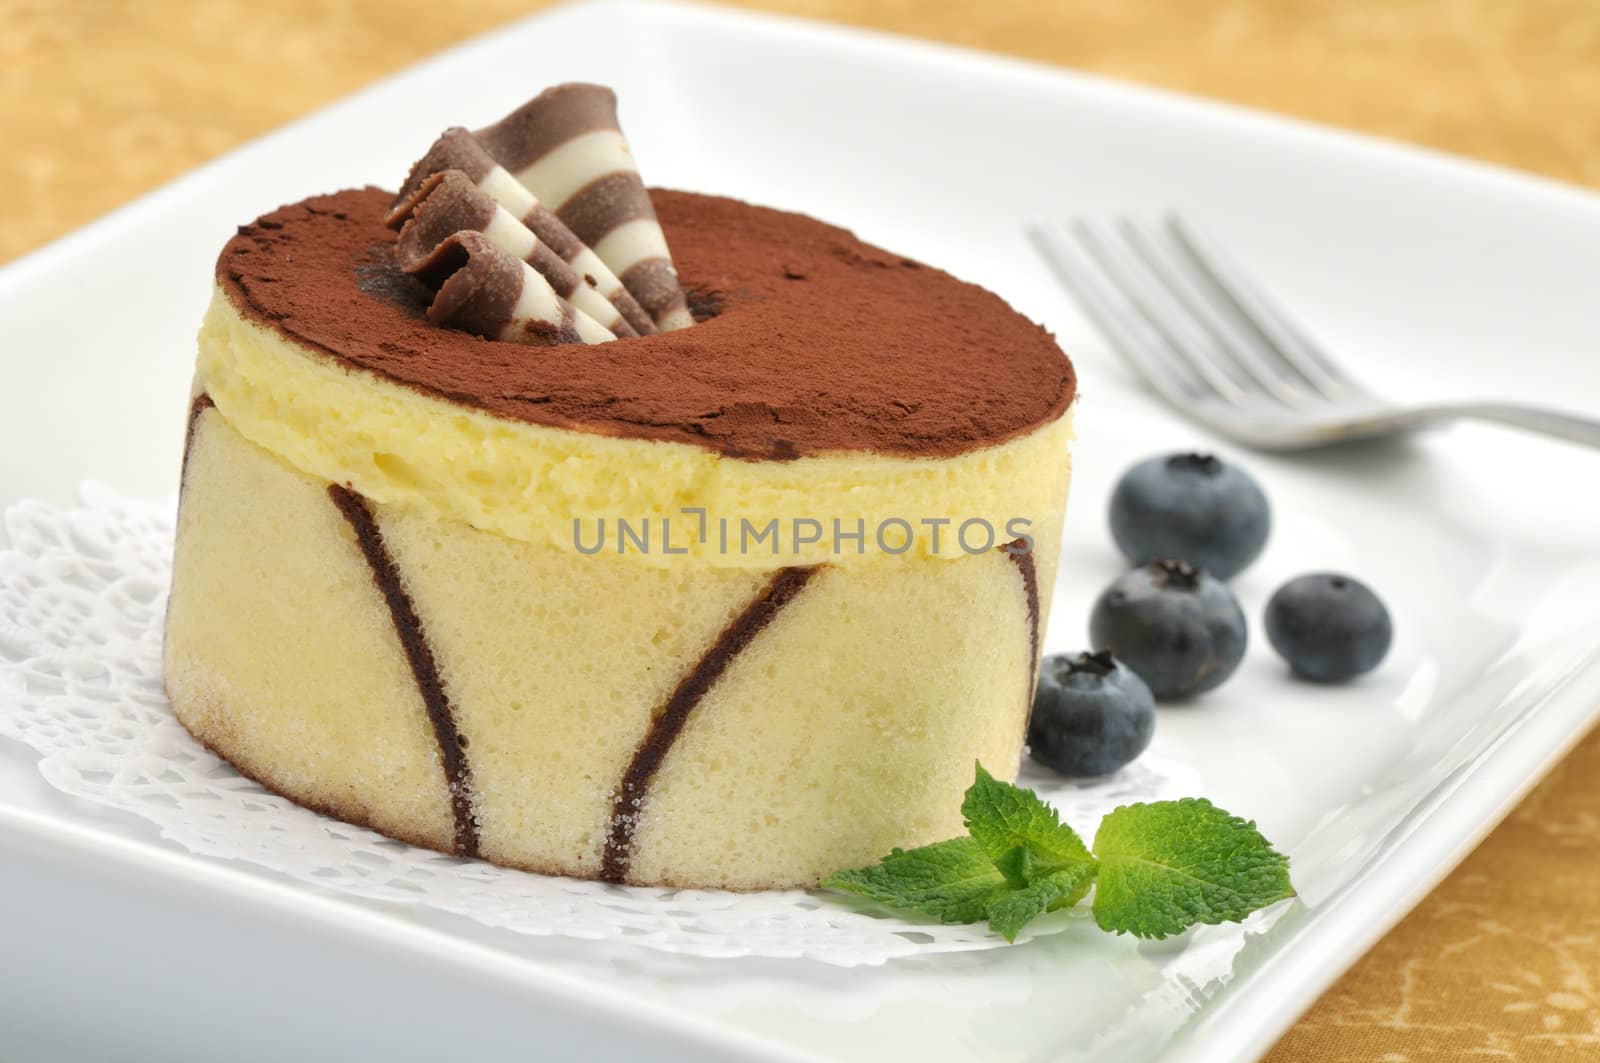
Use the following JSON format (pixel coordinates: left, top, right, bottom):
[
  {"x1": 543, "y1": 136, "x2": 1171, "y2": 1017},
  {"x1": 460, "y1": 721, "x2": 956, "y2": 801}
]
[{"x1": 1028, "y1": 217, "x2": 1600, "y2": 451}]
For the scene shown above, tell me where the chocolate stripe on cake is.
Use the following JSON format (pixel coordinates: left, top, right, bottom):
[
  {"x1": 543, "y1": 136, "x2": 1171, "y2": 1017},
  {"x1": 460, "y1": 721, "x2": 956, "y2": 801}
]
[
  {"x1": 600, "y1": 565, "x2": 821, "y2": 883},
  {"x1": 407, "y1": 230, "x2": 615, "y2": 346},
  {"x1": 328, "y1": 485, "x2": 480, "y2": 856},
  {"x1": 474, "y1": 84, "x2": 694, "y2": 332},
  {"x1": 181, "y1": 392, "x2": 215, "y2": 479},
  {"x1": 1005, "y1": 540, "x2": 1041, "y2": 711},
  {"x1": 168, "y1": 393, "x2": 218, "y2": 642},
  {"x1": 395, "y1": 171, "x2": 638, "y2": 338},
  {"x1": 390, "y1": 128, "x2": 656, "y2": 337}
]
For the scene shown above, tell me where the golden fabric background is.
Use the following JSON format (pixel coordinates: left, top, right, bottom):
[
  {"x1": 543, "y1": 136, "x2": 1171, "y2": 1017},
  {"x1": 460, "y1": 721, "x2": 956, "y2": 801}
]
[{"x1": 4, "y1": 1, "x2": 1598, "y2": 1058}]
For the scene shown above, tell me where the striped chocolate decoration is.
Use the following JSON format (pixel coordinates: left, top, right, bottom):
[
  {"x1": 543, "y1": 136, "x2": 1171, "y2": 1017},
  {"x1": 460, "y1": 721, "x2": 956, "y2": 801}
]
[
  {"x1": 394, "y1": 171, "x2": 638, "y2": 338},
  {"x1": 390, "y1": 127, "x2": 656, "y2": 337},
  {"x1": 475, "y1": 84, "x2": 696, "y2": 333},
  {"x1": 405, "y1": 229, "x2": 616, "y2": 347}
]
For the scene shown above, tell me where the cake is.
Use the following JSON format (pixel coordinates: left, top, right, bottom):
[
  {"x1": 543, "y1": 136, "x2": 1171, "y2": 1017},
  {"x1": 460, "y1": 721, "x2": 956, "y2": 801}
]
[{"x1": 164, "y1": 86, "x2": 1076, "y2": 890}]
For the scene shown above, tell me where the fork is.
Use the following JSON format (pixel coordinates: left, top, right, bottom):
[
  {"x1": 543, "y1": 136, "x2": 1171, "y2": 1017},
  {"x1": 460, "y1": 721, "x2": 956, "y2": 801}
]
[{"x1": 1027, "y1": 217, "x2": 1600, "y2": 451}]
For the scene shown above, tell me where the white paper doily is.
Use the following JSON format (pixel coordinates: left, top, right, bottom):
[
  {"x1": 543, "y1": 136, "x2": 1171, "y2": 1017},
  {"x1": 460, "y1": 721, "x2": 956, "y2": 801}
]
[{"x1": 0, "y1": 484, "x2": 1202, "y2": 965}]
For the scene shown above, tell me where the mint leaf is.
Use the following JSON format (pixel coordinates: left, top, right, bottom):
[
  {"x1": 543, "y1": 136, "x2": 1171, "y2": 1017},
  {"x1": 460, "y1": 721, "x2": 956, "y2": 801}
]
[
  {"x1": 823, "y1": 765, "x2": 1096, "y2": 938},
  {"x1": 1091, "y1": 798, "x2": 1295, "y2": 939},
  {"x1": 824, "y1": 769, "x2": 1293, "y2": 946},
  {"x1": 961, "y1": 763, "x2": 1097, "y2": 901},
  {"x1": 823, "y1": 837, "x2": 1008, "y2": 924},
  {"x1": 987, "y1": 868, "x2": 1093, "y2": 942}
]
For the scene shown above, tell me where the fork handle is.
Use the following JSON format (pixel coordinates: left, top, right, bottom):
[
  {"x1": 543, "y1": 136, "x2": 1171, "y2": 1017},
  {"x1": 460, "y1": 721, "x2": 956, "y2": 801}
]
[{"x1": 1447, "y1": 401, "x2": 1600, "y2": 450}]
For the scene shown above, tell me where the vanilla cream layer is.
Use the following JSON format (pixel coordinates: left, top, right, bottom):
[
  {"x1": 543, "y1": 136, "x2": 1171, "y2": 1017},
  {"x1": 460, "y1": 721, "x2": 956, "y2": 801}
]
[{"x1": 197, "y1": 286, "x2": 1074, "y2": 569}]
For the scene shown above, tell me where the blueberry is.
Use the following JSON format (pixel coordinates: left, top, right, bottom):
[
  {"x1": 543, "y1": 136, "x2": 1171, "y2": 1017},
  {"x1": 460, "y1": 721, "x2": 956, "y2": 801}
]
[
  {"x1": 1109, "y1": 452, "x2": 1271, "y2": 580},
  {"x1": 1089, "y1": 560, "x2": 1248, "y2": 700},
  {"x1": 1265, "y1": 573, "x2": 1392, "y2": 682},
  {"x1": 1028, "y1": 651, "x2": 1156, "y2": 777}
]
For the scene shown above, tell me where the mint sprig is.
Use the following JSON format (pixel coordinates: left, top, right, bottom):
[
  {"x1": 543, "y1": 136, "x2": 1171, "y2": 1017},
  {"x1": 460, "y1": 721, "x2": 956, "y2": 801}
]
[{"x1": 822, "y1": 764, "x2": 1293, "y2": 943}]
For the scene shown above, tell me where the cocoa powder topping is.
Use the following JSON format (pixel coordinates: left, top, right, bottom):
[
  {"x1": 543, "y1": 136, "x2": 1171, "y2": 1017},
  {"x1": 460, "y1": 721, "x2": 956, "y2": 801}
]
[{"x1": 217, "y1": 187, "x2": 1076, "y2": 460}]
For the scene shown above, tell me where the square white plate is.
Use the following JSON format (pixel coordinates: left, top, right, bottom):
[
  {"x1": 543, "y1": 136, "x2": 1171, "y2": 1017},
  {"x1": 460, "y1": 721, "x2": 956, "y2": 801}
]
[{"x1": 3, "y1": 2, "x2": 1600, "y2": 1060}]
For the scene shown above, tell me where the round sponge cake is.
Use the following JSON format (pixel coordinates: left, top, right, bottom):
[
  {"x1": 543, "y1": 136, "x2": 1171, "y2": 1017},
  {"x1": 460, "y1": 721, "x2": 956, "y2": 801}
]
[{"x1": 165, "y1": 187, "x2": 1076, "y2": 889}]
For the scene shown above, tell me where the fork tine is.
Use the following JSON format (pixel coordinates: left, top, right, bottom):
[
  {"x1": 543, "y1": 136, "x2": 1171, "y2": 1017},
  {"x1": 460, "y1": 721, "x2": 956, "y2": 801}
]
[
  {"x1": 1025, "y1": 224, "x2": 1208, "y2": 408},
  {"x1": 1069, "y1": 221, "x2": 1257, "y2": 407},
  {"x1": 1166, "y1": 216, "x2": 1365, "y2": 400},
  {"x1": 1114, "y1": 218, "x2": 1324, "y2": 410}
]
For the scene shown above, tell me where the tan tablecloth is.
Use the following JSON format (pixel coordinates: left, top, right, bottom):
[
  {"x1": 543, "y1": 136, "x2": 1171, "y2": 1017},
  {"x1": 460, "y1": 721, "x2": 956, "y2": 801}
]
[{"x1": 4, "y1": 1, "x2": 1598, "y2": 1057}]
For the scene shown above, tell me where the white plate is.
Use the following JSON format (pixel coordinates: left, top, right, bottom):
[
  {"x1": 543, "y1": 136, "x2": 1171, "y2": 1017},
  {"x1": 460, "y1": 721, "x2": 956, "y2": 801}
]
[{"x1": 3, "y1": 1, "x2": 1600, "y2": 1059}]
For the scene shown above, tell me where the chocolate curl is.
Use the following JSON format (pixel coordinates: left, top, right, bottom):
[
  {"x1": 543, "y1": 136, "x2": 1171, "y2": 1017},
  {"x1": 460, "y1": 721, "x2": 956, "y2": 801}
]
[
  {"x1": 475, "y1": 84, "x2": 695, "y2": 333},
  {"x1": 395, "y1": 171, "x2": 639, "y2": 338},
  {"x1": 390, "y1": 127, "x2": 656, "y2": 337},
  {"x1": 407, "y1": 230, "x2": 615, "y2": 347}
]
